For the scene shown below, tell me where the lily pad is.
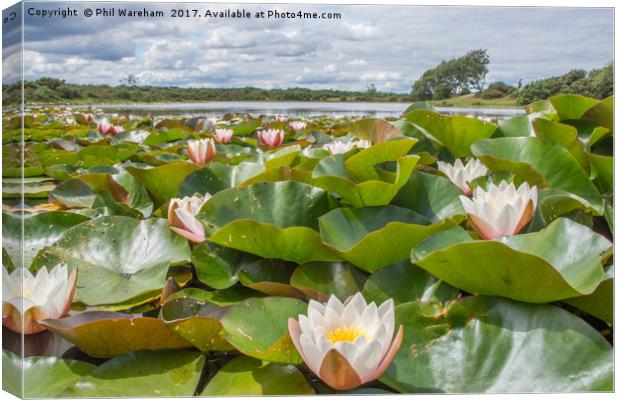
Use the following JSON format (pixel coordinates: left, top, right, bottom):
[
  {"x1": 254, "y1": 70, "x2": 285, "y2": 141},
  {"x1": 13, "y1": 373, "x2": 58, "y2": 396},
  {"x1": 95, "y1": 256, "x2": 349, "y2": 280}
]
[
  {"x1": 380, "y1": 296, "x2": 613, "y2": 393},
  {"x1": 2, "y1": 211, "x2": 90, "y2": 269},
  {"x1": 563, "y1": 267, "x2": 613, "y2": 324},
  {"x1": 3, "y1": 350, "x2": 95, "y2": 398},
  {"x1": 412, "y1": 218, "x2": 611, "y2": 303},
  {"x1": 191, "y1": 242, "x2": 259, "y2": 289},
  {"x1": 201, "y1": 355, "x2": 315, "y2": 396},
  {"x1": 319, "y1": 205, "x2": 456, "y2": 272},
  {"x1": 472, "y1": 137, "x2": 603, "y2": 214},
  {"x1": 582, "y1": 95, "x2": 613, "y2": 130},
  {"x1": 40, "y1": 311, "x2": 192, "y2": 357},
  {"x1": 220, "y1": 296, "x2": 307, "y2": 364},
  {"x1": 61, "y1": 350, "x2": 205, "y2": 397},
  {"x1": 198, "y1": 181, "x2": 340, "y2": 264},
  {"x1": 126, "y1": 162, "x2": 202, "y2": 207},
  {"x1": 161, "y1": 297, "x2": 232, "y2": 352},
  {"x1": 362, "y1": 261, "x2": 459, "y2": 305},
  {"x1": 549, "y1": 94, "x2": 599, "y2": 121},
  {"x1": 31, "y1": 216, "x2": 191, "y2": 306},
  {"x1": 290, "y1": 262, "x2": 368, "y2": 301},
  {"x1": 405, "y1": 110, "x2": 497, "y2": 157},
  {"x1": 238, "y1": 259, "x2": 305, "y2": 299},
  {"x1": 349, "y1": 118, "x2": 404, "y2": 143}
]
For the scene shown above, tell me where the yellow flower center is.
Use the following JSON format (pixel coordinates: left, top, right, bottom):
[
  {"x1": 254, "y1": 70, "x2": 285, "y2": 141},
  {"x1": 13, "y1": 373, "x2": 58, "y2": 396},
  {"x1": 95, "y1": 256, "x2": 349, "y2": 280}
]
[{"x1": 326, "y1": 326, "x2": 369, "y2": 343}]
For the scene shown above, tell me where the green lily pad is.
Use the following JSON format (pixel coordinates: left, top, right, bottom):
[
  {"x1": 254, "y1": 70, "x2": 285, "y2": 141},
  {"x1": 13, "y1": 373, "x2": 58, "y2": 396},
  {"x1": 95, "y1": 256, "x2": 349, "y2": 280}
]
[
  {"x1": 31, "y1": 216, "x2": 191, "y2": 306},
  {"x1": 61, "y1": 350, "x2": 205, "y2": 397},
  {"x1": 405, "y1": 110, "x2": 497, "y2": 157},
  {"x1": 3, "y1": 177, "x2": 56, "y2": 198},
  {"x1": 198, "y1": 181, "x2": 339, "y2": 264},
  {"x1": 391, "y1": 171, "x2": 465, "y2": 222},
  {"x1": 161, "y1": 297, "x2": 232, "y2": 352},
  {"x1": 220, "y1": 297, "x2": 307, "y2": 364},
  {"x1": 3, "y1": 350, "x2": 95, "y2": 398},
  {"x1": 549, "y1": 94, "x2": 599, "y2": 121},
  {"x1": 126, "y1": 162, "x2": 202, "y2": 207},
  {"x1": 319, "y1": 205, "x2": 456, "y2": 272},
  {"x1": 497, "y1": 115, "x2": 534, "y2": 137},
  {"x1": 238, "y1": 259, "x2": 305, "y2": 299},
  {"x1": 380, "y1": 296, "x2": 613, "y2": 393},
  {"x1": 343, "y1": 138, "x2": 417, "y2": 181},
  {"x1": 412, "y1": 218, "x2": 611, "y2": 303},
  {"x1": 589, "y1": 152, "x2": 613, "y2": 193},
  {"x1": 201, "y1": 355, "x2": 315, "y2": 396},
  {"x1": 191, "y1": 242, "x2": 259, "y2": 289},
  {"x1": 472, "y1": 137, "x2": 603, "y2": 214},
  {"x1": 362, "y1": 261, "x2": 459, "y2": 305},
  {"x1": 40, "y1": 311, "x2": 192, "y2": 357},
  {"x1": 582, "y1": 95, "x2": 613, "y2": 130},
  {"x1": 2, "y1": 211, "x2": 90, "y2": 269},
  {"x1": 564, "y1": 267, "x2": 613, "y2": 324},
  {"x1": 167, "y1": 286, "x2": 265, "y2": 307},
  {"x1": 532, "y1": 118, "x2": 589, "y2": 172},
  {"x1": 290, "y1": 262, "x2": 368, "y2": 301},
  {"x1": 349, "y1": 118, "x2": 404, "y2": 143}
]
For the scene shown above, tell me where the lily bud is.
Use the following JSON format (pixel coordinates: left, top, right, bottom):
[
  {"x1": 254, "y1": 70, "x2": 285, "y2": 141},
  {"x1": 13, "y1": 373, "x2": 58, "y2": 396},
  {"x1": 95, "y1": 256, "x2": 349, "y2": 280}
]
[
  {"x1": 460, "y1": 181, "x2": 538, "y2": 240},
  {"x1": 2, "y1": 265, "x2": 77, "y2": 334},
  {"x1": 213, "y1": 128, "x2": 234, "y2": 144},
  {"x1": 187, "y1": 138, "x2": 217, "y2": 165},
  {"x1": 257, "y1": 129, "x2": 285, "y2": 149},
  {"x1": 288, "y1": 292, "x2": 403, "y2": 391},
  {"x1": 167, "y1": 194, "x2": 211, "y2": 243}
]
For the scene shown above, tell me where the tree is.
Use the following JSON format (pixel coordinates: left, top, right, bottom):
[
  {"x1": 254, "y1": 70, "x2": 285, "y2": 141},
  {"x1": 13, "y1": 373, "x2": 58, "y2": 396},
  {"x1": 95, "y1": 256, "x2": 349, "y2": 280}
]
[{"x1": 410, "y1": 49, "x2": 490, "y2": 100}]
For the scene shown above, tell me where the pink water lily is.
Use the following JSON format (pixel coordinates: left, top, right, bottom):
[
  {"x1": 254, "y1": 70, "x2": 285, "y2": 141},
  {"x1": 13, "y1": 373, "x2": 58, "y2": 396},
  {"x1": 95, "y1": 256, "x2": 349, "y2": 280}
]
[
  {"x1": 187, "y1": 138, "x2": 217, "y2": 165},
  {"x1": 437, "y1": 158, "x2": 488, "y2": 195},
  {"x1": 258, "y1": 129, "x2": 285, "y2": 148},
  {"x1": 213, "y1": 128, "x2": 234, "y2": 144},
  {"x1": 275, "y1": 114, "x2": 288, "y2": 122},
  {"x1": 3, "y1": 265, "x2": 77, "y2": 334},
  {"x1": 290, "y1": 121, "x2": 307, "y2": 131},
  {"x1": 97, "y1": 118, "x2": 114, "y2": 135},
  {"x1": 84, "y1": 113, "x2": 94, "y2": 123},
  {"x1": 289, "y1": 292, "x2": 403, "y2": 391},
  {"x1": 167, "y1": 194, "x2": 211, "y2": 243},
  {"x1": 460, "y1": 181, "x2": 538, "y2": 240}
]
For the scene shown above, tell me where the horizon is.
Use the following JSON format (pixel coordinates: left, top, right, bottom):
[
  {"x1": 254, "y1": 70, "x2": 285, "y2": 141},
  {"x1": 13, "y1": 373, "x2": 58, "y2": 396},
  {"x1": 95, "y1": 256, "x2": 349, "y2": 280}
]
[{"x1": 4, "y1": 3, "x2": 614, "y2": 93}]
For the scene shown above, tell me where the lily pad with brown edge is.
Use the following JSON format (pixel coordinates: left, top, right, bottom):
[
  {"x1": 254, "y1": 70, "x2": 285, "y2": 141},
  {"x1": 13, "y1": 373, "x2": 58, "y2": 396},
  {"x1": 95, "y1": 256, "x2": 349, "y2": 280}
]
[
  {"x1": 319, "y1": 205, "x2": 456, "y2": 272},
  {"x1": 362, "y1": 261, "x2": 459, "y2": 306},
  {"x1": 198, "y1": 181, "x2": 340, "y2": 264},
  {"x1": 160, "y1": 297, "x2": 233, "y2": 352},
  {"x1": 201, "y1": 355, "x2": 315, "y2": 396},
  {"x1": 60, "y1": 350, "x2": 205, "y2": 397},
  {"x1": 380, "y1": 296, "x2": 613, "y2": 393},
  {"x1": 220, "y1": 296, "x2": 307, "y2": 364},
  {"x1": 30, "y1": 216, "x2": 191, "y2": 307},
  {"x1": 289, "y1": 262, "x2": 368, "y2": 302},
  {"x1": 349, "y1": 118, "x2": 404, "y2": 143},
  {"x1": 411, "y1": 218, "x2": 612, "y2": 304},
  {"x1": 39, "y1": 311, "x2": 192, "y2": 358},
  {"x1": 166, "y1": 285, "x2": 265, "y2": 307}
]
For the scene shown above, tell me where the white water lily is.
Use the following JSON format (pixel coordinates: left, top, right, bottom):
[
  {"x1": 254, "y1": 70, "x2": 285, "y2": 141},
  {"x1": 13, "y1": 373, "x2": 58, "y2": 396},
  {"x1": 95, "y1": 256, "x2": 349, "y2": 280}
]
[
  {"x1": 353, "y1": 139, "x2": 372, "y2": 149},
  {"x1": 3, "y1": 265, "x2": 77, "y2": 334},
  {"x1": 460, "y1": 181, "x2": 538, "y2": 240},
  {"x1": 437, "y1": 158, "x2": 488, "y2": 195},
  {"x1": 290, "y1": 121, "x2": 307, "y2": 131},
  {"x1": 213, "y1": 128, "x2": 233, "y2": 144},
  {"x1": 324, "y1": 140, "x2": 356, "y2": 155},
  {"x1": 168, "y1": 194, "x2": 211, "y2": 243},
  {"x1": 288, "y1": 292, "x2": 403, "y2": 390},
  {"x1": 187, "y1": 138, "x2": 216, "y2": 165}
]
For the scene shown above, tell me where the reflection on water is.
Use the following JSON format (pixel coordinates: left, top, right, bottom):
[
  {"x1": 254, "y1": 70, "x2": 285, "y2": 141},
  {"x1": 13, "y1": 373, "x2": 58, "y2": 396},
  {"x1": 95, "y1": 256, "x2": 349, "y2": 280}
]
[
  {"x1": 3, "y1": 327, "x2": 73, "y2": 358},
  {"x1": 78, "y1": 101, "x2": 525, "y2": 119}
]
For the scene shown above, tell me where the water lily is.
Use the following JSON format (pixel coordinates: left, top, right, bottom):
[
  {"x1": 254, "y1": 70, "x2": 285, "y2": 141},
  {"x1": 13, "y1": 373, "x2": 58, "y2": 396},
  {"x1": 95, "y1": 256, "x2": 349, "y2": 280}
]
[
  {"x1": 288, "y1": 292, "x2": 403, "y2": 391},
  {"x1": 353, "y1": 139, "x2": 372, "y2": 149},
  {"x1": 437, "y1": 158, "x2": 488, "y2": 195},
  {"x1": 290, "y1": 121, "x2": 307, "y2": 131},
  {"x1": 460, "y1": 181, "x2": 538, "y2": 240},
  {"x1": 84, "y1": 113, "x2": 94, "y2": 123},
  {"x1": 275, "y1": 114, "x2": 288, "y2": 122},
  {"x1": 258, "y1": 129, "x2": 285, "y2": 148},
  {"x1": 213, "y1": 128, "x2": 234, "y2": 144},
  {"x1": 168, "y1": 194, "x2": 211, "y2": 243},
  {"x1": 324, "y1": 140, "x2": 356, "y2": 155},
  {"x1": 3, "y1": 265, "x2": 77, "y2": 334},
  {"x1": 187, "y1": 138, "x2": 217, "y2": 165},
  {"x1": 97, "y1": 118, "x2": 114, "y2": 135}
]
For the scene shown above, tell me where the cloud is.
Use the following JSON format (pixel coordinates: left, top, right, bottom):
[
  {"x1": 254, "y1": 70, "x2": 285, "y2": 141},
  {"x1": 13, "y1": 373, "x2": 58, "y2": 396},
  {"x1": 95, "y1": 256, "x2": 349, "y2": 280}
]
[{"x1": 19, "y1": 3, "x2": 613, "y2": 93}]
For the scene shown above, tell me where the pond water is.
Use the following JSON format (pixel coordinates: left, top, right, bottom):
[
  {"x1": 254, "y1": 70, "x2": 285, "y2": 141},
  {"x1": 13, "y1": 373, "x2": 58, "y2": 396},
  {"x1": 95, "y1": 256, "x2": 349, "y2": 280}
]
[{"x1": 85, "y1": 101, "x2": 525, "y2": 119}]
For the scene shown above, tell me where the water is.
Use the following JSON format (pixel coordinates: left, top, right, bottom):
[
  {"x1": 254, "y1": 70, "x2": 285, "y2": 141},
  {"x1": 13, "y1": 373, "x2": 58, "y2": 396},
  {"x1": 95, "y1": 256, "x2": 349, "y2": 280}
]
[{"x1": 83, "y1": 101, "x2": 525, "y2": 119}]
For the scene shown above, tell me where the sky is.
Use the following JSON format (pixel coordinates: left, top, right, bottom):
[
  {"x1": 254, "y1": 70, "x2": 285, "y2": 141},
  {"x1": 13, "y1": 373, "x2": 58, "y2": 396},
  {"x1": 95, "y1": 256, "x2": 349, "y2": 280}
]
[{"x1": 3, "y1": 3, "x2": 614, "y2": 93}]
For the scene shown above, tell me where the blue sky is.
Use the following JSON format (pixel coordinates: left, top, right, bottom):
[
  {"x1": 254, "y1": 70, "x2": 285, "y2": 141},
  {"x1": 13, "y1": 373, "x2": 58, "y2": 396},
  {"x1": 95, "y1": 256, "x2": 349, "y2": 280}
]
[{"x1": 4, "y1": 3, "x2": 614, "y2": 93}]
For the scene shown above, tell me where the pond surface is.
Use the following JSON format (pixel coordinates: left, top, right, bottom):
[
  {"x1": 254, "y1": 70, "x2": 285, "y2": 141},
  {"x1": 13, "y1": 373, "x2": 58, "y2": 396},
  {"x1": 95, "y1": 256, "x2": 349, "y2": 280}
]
[{"x1": 84, "y1": 101, "x2": 525, "y2": 119}]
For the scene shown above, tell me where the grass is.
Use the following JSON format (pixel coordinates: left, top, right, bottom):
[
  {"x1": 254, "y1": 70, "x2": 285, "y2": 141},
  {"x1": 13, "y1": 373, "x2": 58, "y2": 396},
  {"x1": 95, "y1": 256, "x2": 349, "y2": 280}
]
[{"x1": 430, "y1": 94, "x2": 519, "y2": 108}]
